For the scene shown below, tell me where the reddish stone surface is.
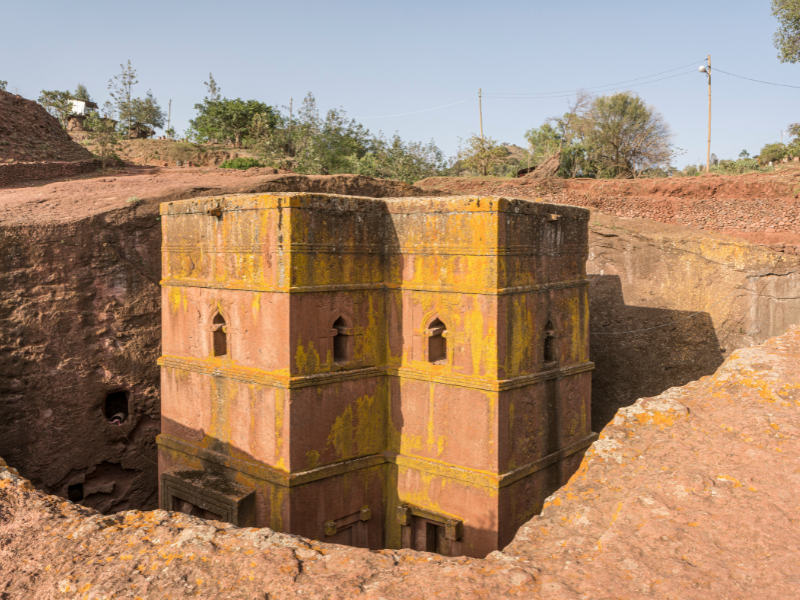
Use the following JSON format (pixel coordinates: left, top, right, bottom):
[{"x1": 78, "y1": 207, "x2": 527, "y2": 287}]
[
  {"x1": 4, "y1": 327, "x2": 800, "y2": 597},
  {"x1": 0, "y1": 168, "x2": 439, "y2": 224},
  {"x1": 0, "y1": 159, "x2": 101, "y2": 188},
  {"x1": 157, "y1": 193, "x2": 595, "y2": 558}
]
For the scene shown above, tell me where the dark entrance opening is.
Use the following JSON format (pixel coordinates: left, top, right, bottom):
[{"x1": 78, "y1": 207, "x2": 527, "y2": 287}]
[
  {"x1": 425, "y1": 521, "x2": 445, "y2": 553},
  {"x1": 68, "y1": 483, "x2": 84, "y2": 502},
  {"x1": 104, "y1": 391, "x2": 129, "y2": 424},
  {"x1": 173, "y1": 497, "x2": 223, "y2": 521},
  {"x1": 212, "y1": 313, "x2": 227, "y2": 357},
  {"x1": 428, "y1": 318, "x2": 447, "y2": 363},
  {"x1": 544, "y1": 320, "x2": 556, "y2": 363},
  {"x1": 332, "y1": 316, "x2": 351, "y2": 363}
]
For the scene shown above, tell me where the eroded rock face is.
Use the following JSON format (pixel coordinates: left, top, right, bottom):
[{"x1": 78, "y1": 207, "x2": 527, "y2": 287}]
[
  {"x1": 4, "y1": 327, "x2": 800, "y2": 597},
  {"x1": 588, "y1": 211, "x2": 800, "y2": 430},
  {"x1": 0, "y1": 207, "x2": 162, "y2": 512}
]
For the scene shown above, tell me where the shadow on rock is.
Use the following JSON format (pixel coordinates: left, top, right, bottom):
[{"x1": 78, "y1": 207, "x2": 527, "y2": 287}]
[{"x1": 589, "y1": 274, "x2": 724, "y2": 431}]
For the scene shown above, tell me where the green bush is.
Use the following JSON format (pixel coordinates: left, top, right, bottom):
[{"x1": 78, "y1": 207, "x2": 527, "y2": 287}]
[
  {"x1": 219, "y1": 157, "x2": 265, "y2": 170},
  {"x1": 758, "y1": 142, "x2": 788, "y2": 165},
  {"x1": 710, "y1": 158, "x2": 769, "y2": 175}
]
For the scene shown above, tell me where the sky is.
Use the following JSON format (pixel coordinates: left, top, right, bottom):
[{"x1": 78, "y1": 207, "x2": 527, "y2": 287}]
[{"x1": 2, "y1": 0, "x2": 798, "y2": 168}]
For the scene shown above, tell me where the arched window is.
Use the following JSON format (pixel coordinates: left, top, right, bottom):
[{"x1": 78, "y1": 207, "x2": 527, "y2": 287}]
[
  {"x1": 104, "y1": 390, "x2": 129, "y2": 424},
  {"x1": 212, "y1": 313, "x2": 227, "y2": 357},
  {"x1": 543, "y1": 321, "x2": 556, "y2": 363},
  {"x1": 332, "y1": 316, "x2": 353, "y2": 363},
  {"x1": 427, "y1": 318, "x2": 447, "y2": 364}
]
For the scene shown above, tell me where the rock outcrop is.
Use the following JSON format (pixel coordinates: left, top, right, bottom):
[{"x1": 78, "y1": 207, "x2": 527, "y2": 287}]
[
  {"x1": 4, "y1": 326, "x2": 800, "y2": 598},
  {"x1": 0, "y1": 90, "x2": 99, "y2": 187},
  {"x1": 0, "y1": 90, "x2": 94, "y2": 163}
]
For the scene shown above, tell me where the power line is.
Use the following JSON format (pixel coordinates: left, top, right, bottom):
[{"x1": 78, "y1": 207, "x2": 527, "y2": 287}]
[
  {"x1": 486, "y1": 71, "x2": 697, "y2": 100},
  {"x1": 353, "y1": 99, "x2": 468, "y2": 119},
  {"x1": 714, "y1": 67, "x2": 800, "y2": 90},
  {"x1": 484, "y1": 60, "x2": 704, "y2": 98}
]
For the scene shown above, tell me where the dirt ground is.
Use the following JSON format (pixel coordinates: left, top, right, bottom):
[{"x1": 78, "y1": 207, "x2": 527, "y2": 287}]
[
  {"x1": 77, "y1": 138, "x2": 262, "y2": 168},
  {"x1": 417, "y1": 164, "x2": 800, "y2": 201},
  {"x1": 416, "y1": 165, "x2": 800, "y2": 248},
  {"x1": 0, "y1": 166, "x2": 434, "y2": 225}
]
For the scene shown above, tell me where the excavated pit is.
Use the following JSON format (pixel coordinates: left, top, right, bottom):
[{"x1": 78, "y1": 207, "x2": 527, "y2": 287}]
[{"x1": 2, "y1": 169, "x2": 800, "y2": 530}]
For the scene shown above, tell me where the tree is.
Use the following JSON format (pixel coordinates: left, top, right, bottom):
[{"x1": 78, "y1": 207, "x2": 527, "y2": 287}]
[
  {"x1": 772, "y1": 0, "x2": 800, "y2": 63},
  {"x1": 343, "y1": 133, "x2": 446, "y2": 183},
  {"x1": 544, "y1": 90, "x2": 594, "y2": 177},
  {"x1": 204, "y1": 73, "x2": 221, "y2": 101},
  {"x1": 38, "y1": 90, "x2": 73, "y2": 128},
  {"x1": 456, "y1": 134, "x2": 508, "y2": 176},
  {"x1": 132, "y1": 90, "x2": 165, "y2": 133},
  {"x1": 524, "y1": 123, "x2": 562, "y2": 166},
  {"x1": 739, "y1": 149, "x2": 751, "y2": 159},
  {"x1": 85, "y1": 110, "x2": 120, "y2": 168},
  {"x1": 250, "y1": 92, "x2": 447, "y2": 182},
  {"x1": 108, "y1": 60, "x2": 138, "y2": 135},
  {"x1": 190, "y1": 97, "x2": 277, "y2": 147},
  {"x1": 0, "y1": 80, "x2": 7, "y2": 92},
  {"x1": 73, "y1": 83, "x2": 92, "y2": 102},
  {"x1": 758, "y1": 142, "x2": 787, "y2": 164},
  {"x1": 578, "y1": 91, "x2": 673, "y2": 178}
]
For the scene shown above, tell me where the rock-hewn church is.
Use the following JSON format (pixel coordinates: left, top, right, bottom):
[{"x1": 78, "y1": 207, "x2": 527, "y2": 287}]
[{"x1": 157, "y1": 192, "x2": 595, "y2": 558}]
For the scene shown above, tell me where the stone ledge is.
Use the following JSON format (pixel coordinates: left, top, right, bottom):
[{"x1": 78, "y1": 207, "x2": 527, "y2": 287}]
[
  {"x1": 158, "y1": 354, "x2": 594, "y2": 391},
  {"x1": 156, "y1": 432, "x2": 597, "y2": 490}
]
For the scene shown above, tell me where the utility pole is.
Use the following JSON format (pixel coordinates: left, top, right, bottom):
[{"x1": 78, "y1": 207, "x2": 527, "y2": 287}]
[
  {"x1": 167, "y1": 99, "x2": 172, "y2": 137},
  {"x1": 706, "y1": 55, "x2": 711, "y2": 174},
  {"x1": 479, "y1": 88, "x2": 484, "y2": 141},
  {"x1": 698, "y1": 57, "x2": 712, "y2": 174}
]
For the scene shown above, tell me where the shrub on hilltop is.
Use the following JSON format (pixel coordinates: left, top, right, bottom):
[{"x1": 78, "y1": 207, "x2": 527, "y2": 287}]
[{"x1": 219, "y1": 157, "x2": 264, "y2": 170}]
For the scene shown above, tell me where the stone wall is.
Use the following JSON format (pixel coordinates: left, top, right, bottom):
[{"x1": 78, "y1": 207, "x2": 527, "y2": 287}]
[
  {"x1": 0, "y1": 201, "x2": 162, "y2": 512},
  {"x1": 0, "y1": 159, "x2": 100, "y2": 188},
  {"x1": 588, "y1": 211, "x2": 800, "y2": 430}
]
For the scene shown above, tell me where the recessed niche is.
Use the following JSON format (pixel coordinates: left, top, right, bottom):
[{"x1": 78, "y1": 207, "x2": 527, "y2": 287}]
[
  {"x1": 332, "y1": 316, "x2": 352, "y2": 363},
  {"x1": 427, "y1": 318, "x2": 447, "y2": 363},
  {"x1": 68, "y1": 483, "x2": 84, "y2": 502},
  {"x1": 212, "y1": 313, "x2": 227, "y2": 357},
  {"x1": 544, "y1": 321, "x2": 556, "y2": 363},
  {"x1": 104, "y1": 390, "x2": 129, "y2": 424}
]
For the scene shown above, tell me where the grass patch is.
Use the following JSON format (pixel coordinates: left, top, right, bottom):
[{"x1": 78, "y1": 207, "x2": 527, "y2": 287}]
[{"x1": 219, "y1": 157, "x2": 265, "y2": 170}]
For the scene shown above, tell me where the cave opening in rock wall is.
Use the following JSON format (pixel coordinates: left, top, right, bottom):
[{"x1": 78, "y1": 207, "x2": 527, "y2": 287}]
[
  {"x1": 67, "y1": 483, "x2": 84, "y2": 502},
  {"x1": 104, "y1": 391, "x2": 129, "y2": 424}
]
